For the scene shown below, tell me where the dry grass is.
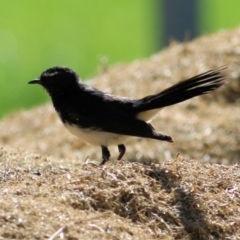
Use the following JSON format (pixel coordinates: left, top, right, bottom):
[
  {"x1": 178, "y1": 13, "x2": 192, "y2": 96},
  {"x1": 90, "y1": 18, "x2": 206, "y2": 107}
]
[
  {"x1": 0, "y1": 147, "x2": 239, "y2": 239},
  {"x1": 0, "y1": 27, "x2": 240, "y2": 239}
]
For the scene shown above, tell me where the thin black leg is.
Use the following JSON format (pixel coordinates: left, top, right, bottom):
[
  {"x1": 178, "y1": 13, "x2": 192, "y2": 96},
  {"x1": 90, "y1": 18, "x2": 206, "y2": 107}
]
[
  {"x1": 117, "y1": 144, "x2": 126, "y2": 160},
  {"x1": 100, "y1": 146, "x2": 110, "y2": 165}
]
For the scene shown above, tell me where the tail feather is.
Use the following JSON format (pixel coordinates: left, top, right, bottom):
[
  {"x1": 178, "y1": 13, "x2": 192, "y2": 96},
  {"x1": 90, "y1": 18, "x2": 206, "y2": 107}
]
[{"x1": 136, "y1": 67, "x2": 226, "y2": 111}]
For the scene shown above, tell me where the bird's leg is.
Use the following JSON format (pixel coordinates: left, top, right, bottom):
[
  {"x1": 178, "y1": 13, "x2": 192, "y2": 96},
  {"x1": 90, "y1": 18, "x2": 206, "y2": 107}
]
[
  {"x1": 117, "y1": 144, "x2": 126, "y2": 160},
  {"x1": 100, "y1": 146, "x2": 110, "y2": 165}
]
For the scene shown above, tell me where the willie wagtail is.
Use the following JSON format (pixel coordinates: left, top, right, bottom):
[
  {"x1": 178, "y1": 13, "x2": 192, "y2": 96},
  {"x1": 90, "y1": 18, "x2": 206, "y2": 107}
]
[{"x1": 29, "y1": 66, "x2": 225, "y2": 165}]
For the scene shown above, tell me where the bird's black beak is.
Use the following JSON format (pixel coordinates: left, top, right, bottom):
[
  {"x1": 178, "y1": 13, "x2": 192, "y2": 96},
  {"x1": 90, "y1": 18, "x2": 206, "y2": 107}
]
[{"x1": 28, "y1": 78, "x2": 41, "y2": 84}]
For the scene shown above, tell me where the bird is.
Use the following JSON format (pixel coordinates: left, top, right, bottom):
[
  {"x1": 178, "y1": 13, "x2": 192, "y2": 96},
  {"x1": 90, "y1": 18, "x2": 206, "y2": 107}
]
[{"x1": 29, "y1": 66, "x2": 226, "y2": 165}]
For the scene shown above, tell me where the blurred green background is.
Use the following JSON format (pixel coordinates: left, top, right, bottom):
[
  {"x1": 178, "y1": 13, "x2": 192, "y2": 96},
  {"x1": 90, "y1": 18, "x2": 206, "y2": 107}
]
[{"x1": 0, "y1": 0, "x2": 240, "y2": 118}]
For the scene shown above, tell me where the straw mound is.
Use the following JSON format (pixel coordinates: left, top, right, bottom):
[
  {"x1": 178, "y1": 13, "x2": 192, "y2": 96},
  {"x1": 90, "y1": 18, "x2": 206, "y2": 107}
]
[
  {"x1": 0, "y1": 146, "x2": 239, "y2": 239},
  {"x1": 0, "y1": 27, "x2": 240, "y2": 239}
]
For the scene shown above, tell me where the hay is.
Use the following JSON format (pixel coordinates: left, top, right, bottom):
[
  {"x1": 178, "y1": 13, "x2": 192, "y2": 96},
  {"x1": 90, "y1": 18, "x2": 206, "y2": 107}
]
[
  {"x1": 0, "y1": 147, "x2": 239, "y2": 239},
  {"x1": 0, "y1": 27, "x2": 240, "y2": 239}
]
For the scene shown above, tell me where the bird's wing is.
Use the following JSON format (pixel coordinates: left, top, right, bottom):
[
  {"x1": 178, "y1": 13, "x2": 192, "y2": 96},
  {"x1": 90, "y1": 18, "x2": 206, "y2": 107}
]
[{"x1": 60, "y1": 96, "x2": 172, "y2": 142}]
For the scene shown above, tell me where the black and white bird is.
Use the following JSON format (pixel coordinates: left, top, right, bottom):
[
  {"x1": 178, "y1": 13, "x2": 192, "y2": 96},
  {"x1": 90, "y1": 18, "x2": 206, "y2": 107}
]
[{"x1": 29, "y1": 66, "x2": 226, "y2": 165}]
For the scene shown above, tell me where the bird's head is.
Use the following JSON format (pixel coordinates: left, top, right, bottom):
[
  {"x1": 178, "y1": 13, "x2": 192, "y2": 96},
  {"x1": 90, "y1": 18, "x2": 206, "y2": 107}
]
[{"x1": 29, "y1": 66, "x2": 80, "y2": 95}]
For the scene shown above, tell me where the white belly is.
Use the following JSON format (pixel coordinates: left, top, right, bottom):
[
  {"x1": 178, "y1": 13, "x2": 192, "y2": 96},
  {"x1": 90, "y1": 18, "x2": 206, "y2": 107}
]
[
  {"x1": 136, "y1": 109, "x2": 160, "y2": 122},
  {"x1": 64, "y1": 123, "x2": 129, "y2": 146}
]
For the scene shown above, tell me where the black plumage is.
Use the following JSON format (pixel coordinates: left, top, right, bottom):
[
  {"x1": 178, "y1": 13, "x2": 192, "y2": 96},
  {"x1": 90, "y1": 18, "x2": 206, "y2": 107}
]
[{"x1": 29, "y1": 66, "x2": 226, "y2": 165}]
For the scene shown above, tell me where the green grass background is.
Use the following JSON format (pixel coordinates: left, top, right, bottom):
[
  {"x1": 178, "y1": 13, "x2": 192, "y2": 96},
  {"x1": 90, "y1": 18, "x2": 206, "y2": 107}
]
[{"x1": 0, "y1": 1, "x2": 240, "y2": 118}]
